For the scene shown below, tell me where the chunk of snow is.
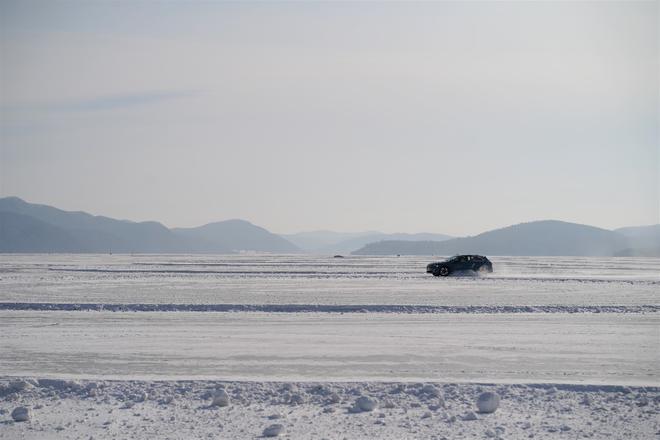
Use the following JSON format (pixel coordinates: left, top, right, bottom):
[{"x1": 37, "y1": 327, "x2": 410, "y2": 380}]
[
  {"x1": 421, "y1": 384, "x2": 440, "y2": 397},
  {"x1": 133, "y1": 392, "x2": 148, "y2": 402},
  {"x1": 9, "y1": 380, "x2": 33, "y2": 393},
  {"x1": 280, "y1": 383, "x2": 297, "y2": 393},
  {"x1": 11, "y1": 406, "x2": 31, "y2": 422},
  {"x1": 262, "y1": 423, "x2": 285, "y2": 437},
  {"x1": 462, "y1": 411, "x2": 478, "y2": 421},
  {"x1": 288, "y1": 393, "x2": 305, "y2": 405},
  {"x1": 382, "y1": 399, "x2": 395, "y2": 409},
  {"x1": 38, "y1": 379, "x2": 82, "y2": 392},
  {"x1": 354, "y1": 396, "x2": 378, "y2": 412},
  {"x1": 212, "y1": 389, "x2": 230, "y2": 407},
  {"x1": 477, "y1": 391, "x2": 501, "y2": 413}
]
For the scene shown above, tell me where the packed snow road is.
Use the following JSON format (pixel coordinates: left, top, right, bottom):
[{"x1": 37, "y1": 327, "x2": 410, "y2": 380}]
[{"x1": 1, "y1": 311, "x2": 657, "y2": 385}]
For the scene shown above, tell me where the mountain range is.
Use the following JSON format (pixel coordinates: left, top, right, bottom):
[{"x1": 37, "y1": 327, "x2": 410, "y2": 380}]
[
  {"x1": 282, "y1": 231, "x2": 452, "y2": 254},
  {"x1": 0, "y1": 197, "x2": 658, "y2": 256},
  {"x1": 352, "y1": 220, "x2": 659, "y2": 257},
  {"x1": 0, "y1": 197, "x2": 296, "y2": 253}
]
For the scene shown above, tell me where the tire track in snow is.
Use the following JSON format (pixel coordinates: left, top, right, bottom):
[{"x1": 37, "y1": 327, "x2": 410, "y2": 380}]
[{"x1": 1, "y1": 302, "x2": 658, "y2": 314}]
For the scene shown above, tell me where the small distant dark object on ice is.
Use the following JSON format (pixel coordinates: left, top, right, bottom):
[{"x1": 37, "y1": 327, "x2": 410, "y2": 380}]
[
  {"x1": 333, "y1": 255, "x2": 344, "y2": 258},
  {"x1": 426, "y1": 255, "x2": 493, "y2": 277}
]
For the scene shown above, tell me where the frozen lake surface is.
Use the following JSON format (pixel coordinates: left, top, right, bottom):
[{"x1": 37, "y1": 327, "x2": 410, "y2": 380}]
[
  {"x1": 1, "y1": 254, "x2": 659, "y2": 385},
  {"x1": 1, "y1": 311, "x2": 658, "y2": 385},
  {"x1": 1, "y1": 254, "x2": 659, "y2": 439},
  {"x1": 2, "y1": 254, "x2": 659, "y2": 309}
]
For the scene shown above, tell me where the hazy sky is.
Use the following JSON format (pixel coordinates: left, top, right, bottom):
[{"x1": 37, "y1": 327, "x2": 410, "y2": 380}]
[{"x1": 1, "y1": 1, "x2": 658, "y2": 236}]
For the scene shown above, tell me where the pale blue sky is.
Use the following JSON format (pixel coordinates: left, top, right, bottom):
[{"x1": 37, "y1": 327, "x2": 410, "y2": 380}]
[{"x1": 1, "y1": 1, "x2": 657, "y2": 236}]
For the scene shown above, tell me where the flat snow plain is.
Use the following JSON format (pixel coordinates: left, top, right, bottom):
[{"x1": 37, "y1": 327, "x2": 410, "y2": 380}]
[{"x1": 0, "y1": 254, "x2": 659, "y2": 439}]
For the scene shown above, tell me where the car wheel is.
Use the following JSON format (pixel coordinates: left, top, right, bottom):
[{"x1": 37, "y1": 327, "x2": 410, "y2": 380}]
[
  {"x1": 439, "y1": 266, "x2": 450, "y2": 277},
  {"x1": 432, "y1": 269, "x2": 441, "y2": 277}
]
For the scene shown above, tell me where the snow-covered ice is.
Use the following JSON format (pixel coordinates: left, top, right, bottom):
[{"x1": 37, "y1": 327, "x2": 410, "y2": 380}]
[
  {"x1": 1, "y1": 311, "x2": 656, "y2": 384},
  {"x1": 0, "y1": 254, "x2": 658, "y2": 438},
  {"x1": 1, "y1": 254, "x2": 658, "y2": 309}
]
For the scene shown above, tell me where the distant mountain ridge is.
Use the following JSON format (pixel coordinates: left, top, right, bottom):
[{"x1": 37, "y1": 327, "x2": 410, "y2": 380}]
[
  {"x1": 0, "y1": 197, "x2": 188, "y2": 253},
  {"x1": 0, "y1": 197, "x2": 298, "y2": 253},
  {"x1": 0, "y1": 211, "x2": 85, "y2": 252},
  {"x1": 613, "y1": 225, "x2": 660, "y2": 257},
  {"x1": 1, "y1": 197, "x2": 658, "y2": 256},
  {"x1": 282, "y1": 230, "x2": 380, "y2": 251},
  {"x1": 174, "y1": 220, "x2": 297, "y2": 253},
  {"x1": 352, "y1": 220, "x2": 660, "y2": 257},
  {"x1": 283, "y1": 231, "x2": 452, "y2": 254}
]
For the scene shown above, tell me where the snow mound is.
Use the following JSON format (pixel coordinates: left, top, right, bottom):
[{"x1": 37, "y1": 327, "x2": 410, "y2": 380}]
[
  {"x1": 11, "y1": 406, "x2": 31, "y2": 422},
  {"x1": 382, "y1": 398, "x2": 395, "y2": 408},
  {"x1": 287, "y1": 393, "x2": 305, "y2": 405},
  {"x1": 476, "y1": 391, "x2": 501, "y2": 413},
  {"x1": 462, "y1": 411, "x2": 478, "y2": 421},
  {"x1": 280, "y1": 383, "x2": 297, "y2": 393},
  {"x1": 37, "y1": 379, "x2": 84, "y2": 393},
  {"x1": 352, "y1": 396, "x2": 378, "y2": 412},
  {"x1": 211, "y1": 389, "x2": 230, "y2": 407},
  {"x1": 421, "y1": 384, "x2": 440, "y2": 397},
  {"x1": 262, "y1": 423, "x2": 285, "y2": 437},
  {"x1": 9, "y1": 380, "x2": 34, "y2": 393}
]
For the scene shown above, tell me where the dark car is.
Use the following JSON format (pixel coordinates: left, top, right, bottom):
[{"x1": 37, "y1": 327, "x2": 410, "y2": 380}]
[{"x1": 426, "y1": 255, "x2": 493, "y2": 277}]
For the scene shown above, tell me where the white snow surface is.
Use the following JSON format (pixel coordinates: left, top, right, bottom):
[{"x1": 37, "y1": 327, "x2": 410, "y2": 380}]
[
  {"x1": 1, "y1": 254, "x2": 659, "y2": 309},
  {"x1": 0, "y1": 379, "x2": 658, "y2": 439},
  {"x1": 1, "y1": 311, "x2": 657, "y2": 384},
  {"x1": 1, "y1": 254, "x2": 659, "y2": 438}
]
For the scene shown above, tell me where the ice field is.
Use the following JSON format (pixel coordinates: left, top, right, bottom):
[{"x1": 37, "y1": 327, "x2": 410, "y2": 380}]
[
  {"x1": 2, "y1": 254, "x2": 659, "y2": 309},
  {"x1": 1, "y1": 254, "x2": 659, "y2": 438},
  {"x1": 1, "y1": 254, "x2": 659, "y2": 383},
  {"x1": 1, "y1": 311, "x2": 658, "y2": 385}
]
